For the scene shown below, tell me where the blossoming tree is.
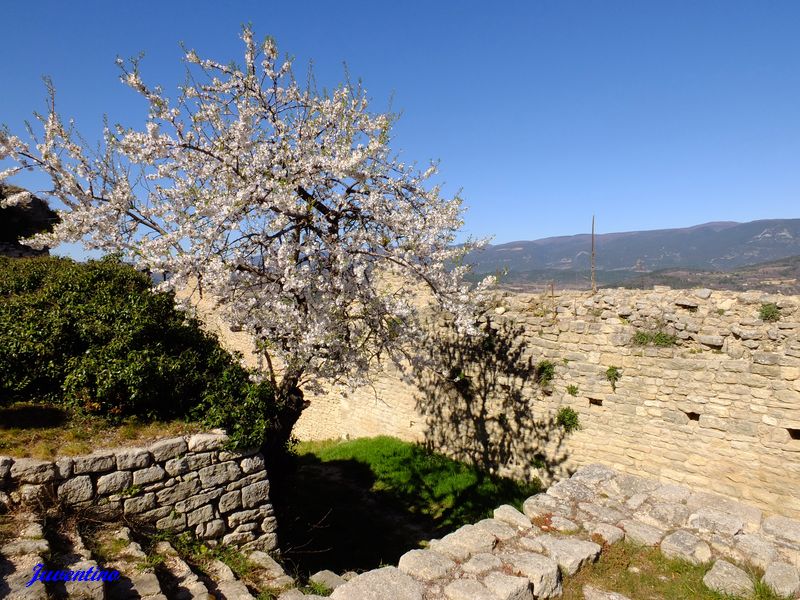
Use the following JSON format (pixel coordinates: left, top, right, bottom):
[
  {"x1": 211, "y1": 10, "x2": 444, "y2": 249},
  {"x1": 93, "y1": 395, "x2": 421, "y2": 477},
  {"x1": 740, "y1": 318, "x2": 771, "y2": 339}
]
[{"x1": 0, "y1": 28, "x2": 492, "y2": 448}]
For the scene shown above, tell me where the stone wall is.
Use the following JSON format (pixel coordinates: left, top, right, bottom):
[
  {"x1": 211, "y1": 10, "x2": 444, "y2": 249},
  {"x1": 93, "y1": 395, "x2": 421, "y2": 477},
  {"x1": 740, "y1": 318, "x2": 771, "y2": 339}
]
[
  {"x1": 0, "y1": 432, "x2": 277, "y2": 551},
  {"x1": 293, "y1": 287, "x2": 800, "y2": 520}
]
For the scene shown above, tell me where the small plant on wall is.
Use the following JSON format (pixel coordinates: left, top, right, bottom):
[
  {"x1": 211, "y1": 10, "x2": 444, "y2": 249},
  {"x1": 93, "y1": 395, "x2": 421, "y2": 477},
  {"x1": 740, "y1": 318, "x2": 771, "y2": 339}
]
[
  {"x1": 566, "y1": 384, "x2": 579, "y2": 397},
  {"x1": 605, "y1": 366, "x2": 622, "y2": 391},
  {"x1": 535, "y1": 360, "x2": 556, "y2": 387},
  {"x1": 556, "y1": 407, "x2": 581, "y2": 433},
  {"x1": 759, "y1": 303, "x2": 781, "y2": 323}
]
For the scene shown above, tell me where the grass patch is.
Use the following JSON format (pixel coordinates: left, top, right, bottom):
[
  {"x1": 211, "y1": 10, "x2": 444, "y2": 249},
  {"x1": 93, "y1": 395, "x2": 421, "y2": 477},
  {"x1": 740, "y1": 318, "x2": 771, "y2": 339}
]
[
  {"x1": 274, "y1": 436, "x2": 540, "y2": 576},
  {"x1": 296, "y1": 436, "x2": 540, "y2": 528},
  {"x1": 562, "y1": 541, "x2": 776, "y2": 600},
  {"x1": 0, "y1": 402, "x2": 205, "y2": 458},
  {"x1": 632, "y1": 330, "x2": 678, "y2": 347}
]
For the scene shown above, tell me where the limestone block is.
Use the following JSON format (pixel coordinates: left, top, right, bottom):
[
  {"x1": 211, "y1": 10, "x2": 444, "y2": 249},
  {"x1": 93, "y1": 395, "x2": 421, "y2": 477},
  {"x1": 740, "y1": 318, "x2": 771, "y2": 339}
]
[
  {"x1": 115, "y1": 447, "x2": 152, "y2": 469},
  {"x1": 762, "y1": 562, "x2": 800, "y2": 598},
  {"x1": 155, "y1": 479, "x2": 201, "y2": 505},
  {"x1": 472, "y1": 518, "x2": 517, "y2": 541},
  {"x1": 97, "y1": 470, "x2": 132, "y2": 495},
  {"x1": 397, "y1": 548, "x2": 455, "y2": 580},
  {"x1": 219, "y1": 490, "x2": 243, "y2": 513},
  {"x1": 493, "y1": 504, "x2": 533, "y2": 530},
  {"x1": 500, "y1": 551, "x2": 561, "y2": 598},
  {"x1": 188, "y1": 433, "x2": 228, "y2": 451},
  {"x1": 583, "y1": 585, "x2": 632, "y2": 600},
  {"x1": 588, "y1": 523, "x2": 625, "y2": 545},
  {"x1": 660, "y1": 530, "x2": 712, "y2": 565},
  {"x1": 428, "y1": 524, "x2": 497, "y2": 560},
  {"x1": 443, "y1": 579, "x2": 495, "y2": 600},
  {"x1": 10, "y1": 458, "x2": 57, "y2": 483},
  {"x1": 149, "y1": 437, "x2": 188, "y2": 462},
  {"x1": 241, "y1": 480, "x2": 270, "y2": 509},
  {"x1": 124, "y1": 493, "x2": 156, "y2": 514},
  {"x1": 0, "y1": 456, "x2": 11, "y2": 478},
  {"x1": 462, "y1": 552, "x2": 502, "y2": 574},
  {"x1": 72, "y1": 453, "x2": 115, "y2": 474},
  {"x1": 483, "y1": 572, "x2": 533, "y2": 600},
  {"x1": 133, "y1": 465, "x2": 167, "y2": 486},
  {"x1": 310, "y1": 569, "x2": 346, "y2": 591},
  {"x1": 763, "y1": 515, "x2": 800, "y2": 545},
  {"x1": 688, "y1": 508, "x2": 744, "y2": 536},
  {"x1": 330, "y1": 567, "x2": 424, "y2": 600},
  {"x1": 241, "y1": 454, "x2": 266, "y2": 474},
  {"x1": 620, "y1": 520, "x2": 665, "y2": 546},
  {"x1": 702, "y1": 560, "x2": 753, "y2": 597},
  {"x1": 537, "y1": 534, "x2": 601, "y2": 575},
  {"x1": 58, "y1": 475, "x2": 93, "y2": 504},
  {"x1": 199, "y1": 461, "x2": 242, "y2": 488}
]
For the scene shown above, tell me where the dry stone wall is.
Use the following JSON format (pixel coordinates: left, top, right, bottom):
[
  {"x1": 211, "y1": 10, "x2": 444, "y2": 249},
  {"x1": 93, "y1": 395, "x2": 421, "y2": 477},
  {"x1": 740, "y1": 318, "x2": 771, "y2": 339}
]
[
  {"x1": 293, "y1": 287, "x2": 800, "y2": 520},
  {"x1": 0, "y1": 432, "x2": 277, "y2": 551}
]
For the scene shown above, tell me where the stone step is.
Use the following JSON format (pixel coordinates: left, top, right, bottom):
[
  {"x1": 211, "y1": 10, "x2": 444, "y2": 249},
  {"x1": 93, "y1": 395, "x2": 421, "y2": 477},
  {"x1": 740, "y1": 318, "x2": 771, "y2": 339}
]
[
  {"x1": 87, "y1": 527, "x2": 166, "y2": 600},
  {"x1": 0, "y1": 512, "x2": 49, "y2": 600}
]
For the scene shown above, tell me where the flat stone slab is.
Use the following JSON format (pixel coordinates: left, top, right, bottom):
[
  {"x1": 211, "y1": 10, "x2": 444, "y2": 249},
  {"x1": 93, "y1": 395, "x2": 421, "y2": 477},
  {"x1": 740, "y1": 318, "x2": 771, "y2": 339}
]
[
  {"x1": 763, "y1": 515, "x2": 800, "y2": 545},
  {"x1": 762, "y1": 562, "x2": 800, "y2": 598},
  {"x1": 330, "y1": 567, "x2": 424, "y2": 600},
  {"x1": 660, "y1": 530, "x2": 712, "y2": 565},
  {"x1": 688, "y1": 507, "x2": 744, "y2": 536},
  {"x1": 398, "y1": 549, "x2": 455, "y2": 581},
  {"x1": 538, "y1": 535, "x2": 601, "y2": 575},
  {"x1": 494, "y1": 504, "x2": 533, "y2": 530},
  {"x1": 310, "y1": 569, "x2": 346, "y2": 590},
  {"x1": 428, "y1": 524, "x2": 497, "y2": 560},
  {"x1": 702, "y1": 560, "x2": 754, "y2": 597},
  {"x1": 620, "y1": 519, "x2": 665, "y2": 546},
  {"x1": 588, "y1": 523, "x2": 625, "y2": 545},
  {"x1": 583, "y1": 585, "x2": 632, "y2": 600},
  {"x1": 461, "y1": 552, "x2": 502, "y2": 575},
  {"x1": 443, "y1": 578, "x2": 495, "y2": 600},
  {"x1": 483, "y1": 571, "x2": 532, "y2": 600},
  {"x1": 500, "y1": 551, "x2": 562, "y2": 598}
]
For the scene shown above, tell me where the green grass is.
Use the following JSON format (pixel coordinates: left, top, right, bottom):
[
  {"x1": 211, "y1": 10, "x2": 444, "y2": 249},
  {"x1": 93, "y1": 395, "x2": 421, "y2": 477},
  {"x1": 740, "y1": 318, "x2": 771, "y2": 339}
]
[
  {"x1": 297, "y1": 436, "x2": 540, "y2": 528},
  {"x1": 274, "y1": 436, "x2": 540, "y2": 576},
  {"x1": 632, "y1": 330, "x2": 678, "y2": 347},
  {"x1": 562, "y1": 541, "x2": 787, "y2": 600}
]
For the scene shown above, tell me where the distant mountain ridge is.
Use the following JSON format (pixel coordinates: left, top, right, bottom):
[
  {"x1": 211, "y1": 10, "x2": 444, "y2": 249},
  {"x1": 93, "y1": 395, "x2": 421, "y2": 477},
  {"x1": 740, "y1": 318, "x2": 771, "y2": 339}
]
[{"x1": 469, "y1": 219, "x2": 800, "y2": 277}]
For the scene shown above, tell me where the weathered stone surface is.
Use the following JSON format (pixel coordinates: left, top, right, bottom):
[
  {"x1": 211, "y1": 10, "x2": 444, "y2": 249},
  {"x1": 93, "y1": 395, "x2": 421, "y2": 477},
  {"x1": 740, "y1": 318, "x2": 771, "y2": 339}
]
[
  {"x1": 501, "y1": 551, "x2": 561, "y2": 598},
  {"x1": 583, "y1": 585, "x2": 632, "y2": 600},
  {"x1": 537, "y1": 535, "x2": 601, "y2": 575},
  {"x1": 164, "y1": 456, "x2": 190, "y2": 476},
  {"x1": 483, "y1": 571, "x2": 533, "y2": 600},
  {"x1": 115, "y1": 447, "x2": 152, "y2": 470},
  {"x1": 649, "y1": 484, "x2": 691, "y2": 504},
  {"x1": 634, "y1": 502, "x2": 689, "y2": 530},
  {"x1": 571, "y1": 463, "x2": 617, "y2": 486},
  {"x1": 58, "y1": 475, "x2": 93, "y2": 504},
  {"x1": 494, "y1": 504, "x2": 533, "y2": 530},
  {"x1": 0, "y1": 455, "x2": 11, "y2": 478},
  {"x1": 688, "y1": 507, "x2": 744, "y2": 536},
  {"x1": 473, "y1": 518, "x2": 517, "y2": 541},
  {"x1": 398, "y1": 548, "x2": 455, "y2": 580},
  {"x1": 248, "y1": 550, "x2": 287, "y2": 577},
  {"x1": 149, "y1": 437, "x2": 188, "y2": 462},
  {"x1": 310, "y1": 569, "x2": 346, "y2": 591},
  {"x1": 187, "y1": 433, "x2": 228, "y2": 451},
  {"x1": 220, "y1": 490, "x2": 243, "y2": 513},
  {"x1": 330, "y1": 567, "x2": 424, "y2": 600},
  {"x1": 443, "y1": 578, "x2": 495, "y2": 600},
  {"x1": 155, "y1": 479, "x2": 201, "y2": 505},
  {"x1": 702, "y1": 560, "x2": 753, "y2": 597},
  {"x1": 763, "y1": 515, "x2": 800, "y2": 544},
  {"x1": 241, "y1": 480, "x2": 270, "y2": 508},
  {"x1": 97, "y1": 470, "x2": 132, "y2": 495},
  {"x1": 462, "y1": 552, "x2": 502, "y2": 574},
  {"x1": 199, "y1": 461, "x2": 242, "y2": 488},
  {"x1": 547, "y1": 479, "x2": 595, "y2": 502},
  {"x1": 1, "y1": 538, "x2": 49, "y2": 555},
  {"x1": 550, "y1": 515, "x2": 579, "y2": 532},
  {"x1": 133, "y1": 464, "x2": 167, "y2": 486},
  {"x1": 620, "y1": 520, "x2": 665, "y2": 546},
  {"x1": 54, "y1": 457, "x2": 73, "y2": 479},
  {"x1": 762, "y1": 562, "x2": 800, "y2": 598},
  {"x1": 588, "y1": 523, "x2": 625, "y2": 545},
  {"x1": 686, "y1": 492, "x2": 762, "y2": 531},
  {"x1": 124, "y1": 492, "x2": 156, "y2": 514},
  {"x1": 64, "y1": 561, "x2": 104, "y2": 599},
  {"x1": 660, "y1": 530, "x2": 712, "y2": 565},
  {"x1": 522, "y1": 494, "x2": 559, "y2": 519},
  {"x1": 428, "y1": 524, "x2": 497, "y2": 560},
  {"x1": 578, "y1": 502, "x2": 626, "y2": 525},
  {"x1": 10, "y1": 458, "x2": 56, "y2": 483},
  {"x1": 72, "y1": 453, "x2": 115, "y2": 474},
  {"x1": 241, "y1": 454, "x2": 266, "y2": 474},
  {"x1": 734, "y1": 533, "x2": 779, "y2": 569}
]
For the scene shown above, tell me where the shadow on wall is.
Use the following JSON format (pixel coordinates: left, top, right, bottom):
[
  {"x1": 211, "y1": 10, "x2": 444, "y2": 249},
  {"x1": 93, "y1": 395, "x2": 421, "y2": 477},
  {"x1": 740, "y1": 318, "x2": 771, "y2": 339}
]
[{"x1": 414, "y1": 316, "x2": 570, "y2": 484}]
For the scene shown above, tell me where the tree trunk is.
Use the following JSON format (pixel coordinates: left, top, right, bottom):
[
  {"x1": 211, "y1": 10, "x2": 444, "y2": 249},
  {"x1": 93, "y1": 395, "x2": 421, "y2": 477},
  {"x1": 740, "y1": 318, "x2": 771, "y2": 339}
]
[{"x1": 264, "y1": 380, "x2": 308, "y2": 461}]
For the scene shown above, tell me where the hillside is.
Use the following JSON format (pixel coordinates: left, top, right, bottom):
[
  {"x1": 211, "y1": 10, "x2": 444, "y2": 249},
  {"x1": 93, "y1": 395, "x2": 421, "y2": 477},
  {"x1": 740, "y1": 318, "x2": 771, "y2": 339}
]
[{"x1": 467, "y1": 218, "x2": 800, "y2": 291}]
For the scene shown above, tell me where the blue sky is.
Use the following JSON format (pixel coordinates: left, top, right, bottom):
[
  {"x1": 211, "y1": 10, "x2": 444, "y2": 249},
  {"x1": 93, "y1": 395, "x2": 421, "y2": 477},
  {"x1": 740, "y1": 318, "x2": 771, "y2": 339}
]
[{"x1": 2, "y1": 1, "x2": 799, "y2": 258}]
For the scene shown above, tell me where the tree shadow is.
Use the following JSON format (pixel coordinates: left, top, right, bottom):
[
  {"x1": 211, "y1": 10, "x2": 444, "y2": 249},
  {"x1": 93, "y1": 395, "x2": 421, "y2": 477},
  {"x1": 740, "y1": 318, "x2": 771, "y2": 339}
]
[
  {"x1": 0, "y1": 404, "x2": 67, "y2": 429},
  {"x1": 414, "y1": 316, "x2": 571, "y2": 484}
]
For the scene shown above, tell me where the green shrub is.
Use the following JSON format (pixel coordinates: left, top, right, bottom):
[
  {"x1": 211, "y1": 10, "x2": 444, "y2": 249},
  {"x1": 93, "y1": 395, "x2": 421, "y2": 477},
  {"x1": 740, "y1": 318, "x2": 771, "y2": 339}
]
[
  {"x1": 566, "y1": 384, "x2": 579, "y2": 397},
  {"x1": 605, "y1": 366, "x2": 622, "y2": 391},
  {"x1": 535, "y1": 360, "x2": 556, "y2": 387},
  {"x1": 632, "y1": 330, "x2": 677, "y2": 347},
  {"x1": 556, "y1": 407, "x2": 581, "y2": 432},
  {"x1": 0, "y1": 256, "x2": 276, "y2": 449},
  {"x1": 759, "y1": 303, "x2": 780, "y2": 323}
]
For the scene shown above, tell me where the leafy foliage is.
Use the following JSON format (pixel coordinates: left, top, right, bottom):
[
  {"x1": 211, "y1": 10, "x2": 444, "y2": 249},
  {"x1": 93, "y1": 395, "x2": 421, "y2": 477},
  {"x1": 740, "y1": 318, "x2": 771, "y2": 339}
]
[
  {"x1": 556, "y1": 406, "x2": 581, "y2": 433},
  {"x1": 605, "y1": 366, "x2": 622, "y2": 391},
  {"x1": 535, "y1": 360, "x2": 556, "y2": 387},
  {"x1": 566, "y1": 384, "x2": 579, "y2": 397},
  {"x1": 759, "y1": 302, "x2": 781, "y2": 323},
  {"x1": 0, "y1": 256, "x2": 276, "y2": 448}
]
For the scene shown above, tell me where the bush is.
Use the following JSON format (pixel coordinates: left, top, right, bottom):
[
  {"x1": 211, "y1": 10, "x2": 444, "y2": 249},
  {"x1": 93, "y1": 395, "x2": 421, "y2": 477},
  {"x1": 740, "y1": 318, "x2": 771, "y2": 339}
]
[
  {"x1": 535, "y1": 360, "x2": 556, "y2": 386},
  {"x1": 0, "y1": 256, "x2": 276, "y2": 448},
  {"x1": 759, "y1": 303, "x2": 780, "y2": 323},
  {"x1": 556, "y1": 407, "x2": 581, "y2": 433},
  {"x1": 605, "y1": 366, "x2": 622, "y2": 391}
]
